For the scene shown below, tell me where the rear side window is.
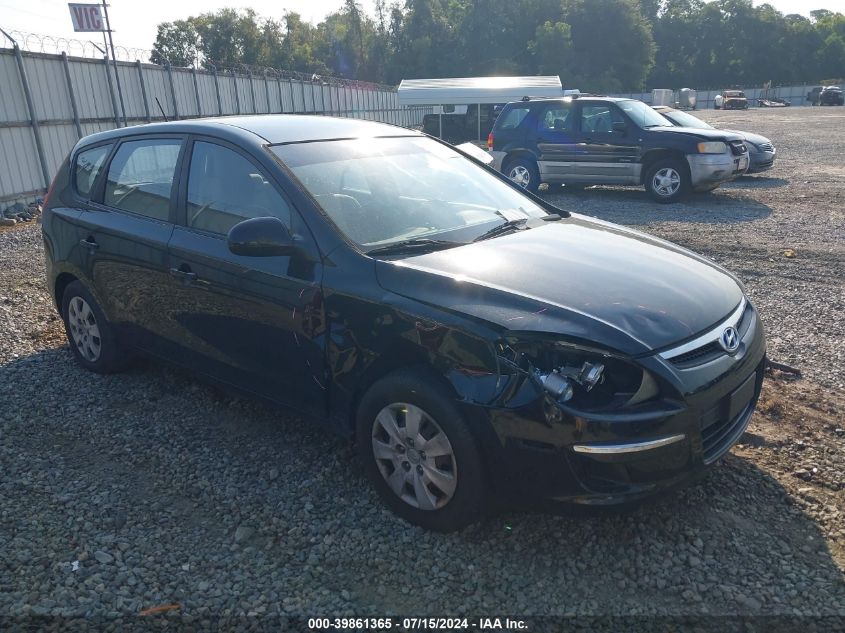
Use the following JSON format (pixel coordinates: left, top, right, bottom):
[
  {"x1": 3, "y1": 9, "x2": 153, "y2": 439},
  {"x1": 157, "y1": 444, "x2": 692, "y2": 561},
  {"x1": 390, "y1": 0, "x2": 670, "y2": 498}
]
[
  {"x1": 186, "y1": 141, "x2": 291, "y2": 236},
  {"x1": 74, "y1": 144, "x2": 111, "y2": 197},
  {"x1": 497, "y1": 106, "x2": 530, "y2": 130},
  {"x1": 104, "y1": 139, "x2": 181, "y2": 221},
  {"x1": 538, "y1": 104, "x2": 572, "y2": 131}
]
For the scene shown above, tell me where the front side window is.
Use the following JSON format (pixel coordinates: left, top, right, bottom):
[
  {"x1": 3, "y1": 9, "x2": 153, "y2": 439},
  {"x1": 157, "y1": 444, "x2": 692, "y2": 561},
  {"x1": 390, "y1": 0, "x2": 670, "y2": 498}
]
[
  {"x1": 74, "y1": 144, "x2": 112, "y2": 197},
  {"x1": 186, "y1": 142, "x2": 291, "y2": 236},
  {"x1": 104, "y1": 139, "x2": 181, "y2": 221},
  {"x1": 580, "y1": 105, "x2": 624, "y2": 133},
  {"x1": 272, "y1": 136, "x2": 548, "y2": 249}
]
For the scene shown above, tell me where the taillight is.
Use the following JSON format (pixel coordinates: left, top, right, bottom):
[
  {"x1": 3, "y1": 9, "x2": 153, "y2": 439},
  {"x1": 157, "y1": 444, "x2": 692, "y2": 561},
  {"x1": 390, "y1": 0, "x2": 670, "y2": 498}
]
[{"x1": 487, "y1": 133, "x2": 494, "y2": 150}]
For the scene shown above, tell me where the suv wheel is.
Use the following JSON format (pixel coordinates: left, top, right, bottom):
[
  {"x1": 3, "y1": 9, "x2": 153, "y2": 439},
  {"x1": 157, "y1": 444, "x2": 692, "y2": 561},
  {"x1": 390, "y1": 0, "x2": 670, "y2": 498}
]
[
  {"x1": 356, "y1": 369, "x2": 487, "y2": 532},
  {"x1": 504, "y1": 157, "x2": 540, "y2": 194},
  {"x1": 645, "y1": 160, "x2": 690, "y2": 203},
  {"x1": 61, "y1": 280, "x2": 130, "y2": 373}
]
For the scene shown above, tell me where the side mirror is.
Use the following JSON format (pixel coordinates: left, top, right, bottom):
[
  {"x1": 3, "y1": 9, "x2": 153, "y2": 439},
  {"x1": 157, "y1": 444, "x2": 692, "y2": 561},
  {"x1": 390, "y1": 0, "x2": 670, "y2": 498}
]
[
  {"x1": 227, "y1": 216, "x2": 300, "y2": 257},
  {"x1": 612, "y1": 121, "x2": 627, "y2": 134}
]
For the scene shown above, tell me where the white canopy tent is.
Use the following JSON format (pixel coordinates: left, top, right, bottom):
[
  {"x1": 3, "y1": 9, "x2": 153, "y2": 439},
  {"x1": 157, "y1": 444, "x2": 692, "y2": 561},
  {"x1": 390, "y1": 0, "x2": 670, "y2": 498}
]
[
  {"x1": 397, "y1": 76, "x2": 564, "y2": 140},
  {"x1": 397, "y1": 76, "x2": 564, "y2": 105}
]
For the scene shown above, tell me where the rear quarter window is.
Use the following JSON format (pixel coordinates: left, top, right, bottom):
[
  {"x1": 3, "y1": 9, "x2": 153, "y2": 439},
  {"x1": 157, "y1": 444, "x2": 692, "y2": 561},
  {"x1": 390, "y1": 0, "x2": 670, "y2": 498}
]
[
  {"x1": 73, "y1": 144, "x2": 112, "y2": 198},
  {"x1": 496, "y1": 106, "x2": 530, "y2": 130}
]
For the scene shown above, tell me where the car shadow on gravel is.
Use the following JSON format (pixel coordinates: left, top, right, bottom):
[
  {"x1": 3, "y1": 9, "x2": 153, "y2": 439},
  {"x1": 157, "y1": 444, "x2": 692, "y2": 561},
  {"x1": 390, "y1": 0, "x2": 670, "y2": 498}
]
[
  {"x1": 543, "y1": 188, "x2": 773, "y2": 226},
  {"x1": 3, "y1": 348, "x2": 844, "y2": 619}
]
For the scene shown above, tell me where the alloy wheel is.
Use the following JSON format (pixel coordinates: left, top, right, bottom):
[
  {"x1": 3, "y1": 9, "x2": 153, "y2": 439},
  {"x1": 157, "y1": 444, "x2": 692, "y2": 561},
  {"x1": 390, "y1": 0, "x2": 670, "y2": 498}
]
[
  {"x1": 371, "y1": 403, "x2": 457, "y2": 511},
  {"x1": 508, "y1": 165, "x2": 531, "y2": 188},
  {"x1": 652, "y1": 167, "x2": 681, "y2": 197},
  {"x1": 67, "y1": 296, "x2": 102, "y2": 362}
]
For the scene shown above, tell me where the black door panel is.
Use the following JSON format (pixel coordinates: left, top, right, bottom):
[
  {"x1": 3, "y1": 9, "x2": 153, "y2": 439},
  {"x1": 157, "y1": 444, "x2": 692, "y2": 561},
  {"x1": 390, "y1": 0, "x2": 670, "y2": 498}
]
[
  {"x1": 165, "y1": 228, "x2": 326, "y2": 416},
  {"x1": 74, "y1": 206, "x2": 173, "y2": 347}
]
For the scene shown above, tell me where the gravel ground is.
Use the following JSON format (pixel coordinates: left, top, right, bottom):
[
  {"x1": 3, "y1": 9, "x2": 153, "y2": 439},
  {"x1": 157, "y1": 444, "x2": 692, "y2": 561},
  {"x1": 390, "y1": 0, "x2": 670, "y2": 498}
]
[{"x1": 1, "y1": 108, "x2": 844, "y2": 625}]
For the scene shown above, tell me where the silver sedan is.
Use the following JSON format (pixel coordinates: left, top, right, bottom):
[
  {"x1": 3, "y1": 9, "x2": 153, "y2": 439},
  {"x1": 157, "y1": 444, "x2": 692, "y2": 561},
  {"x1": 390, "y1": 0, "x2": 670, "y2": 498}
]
[{"x1": 653, "y1": 106, "x2": 776, "y2": 173}]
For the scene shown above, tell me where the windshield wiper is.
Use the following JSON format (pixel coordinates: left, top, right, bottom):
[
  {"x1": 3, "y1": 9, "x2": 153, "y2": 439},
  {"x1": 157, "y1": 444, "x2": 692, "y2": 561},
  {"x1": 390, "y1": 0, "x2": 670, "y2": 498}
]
[
  {"x1": 366, "y1": 238, "x2": 461, "y2": 256},
  {"x1": 472, "y1": 217, "x2": 528, "y2": 242}
]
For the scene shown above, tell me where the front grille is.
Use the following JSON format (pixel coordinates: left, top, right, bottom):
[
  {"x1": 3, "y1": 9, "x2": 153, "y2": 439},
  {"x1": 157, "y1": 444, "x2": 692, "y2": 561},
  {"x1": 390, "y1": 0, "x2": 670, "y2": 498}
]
[
  {"x1": 670, "y1": 341, "x2": 723, "y2": 368},
  {"x1": 729, "y1": 141, "x2": 747, "y2": 156},
  {"x1": 700, "y1": 367, "x2": 762, "y2": 464},
  {"x1": 758, "y1": 142, "x2": 774, "y2": 152},
  {"x1": 661, "y1": 299, "x2": 752, "y2": 369}
]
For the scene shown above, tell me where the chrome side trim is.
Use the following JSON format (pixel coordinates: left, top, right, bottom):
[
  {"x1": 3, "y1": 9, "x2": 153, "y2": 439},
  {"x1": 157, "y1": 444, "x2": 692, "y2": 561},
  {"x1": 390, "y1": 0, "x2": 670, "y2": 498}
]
[
  {"x1": 659, "y1": 298, "x2": 747, "y2": 360},
  {"x1": 572, "y1": 434, "x2": 686, "y2": 454}
]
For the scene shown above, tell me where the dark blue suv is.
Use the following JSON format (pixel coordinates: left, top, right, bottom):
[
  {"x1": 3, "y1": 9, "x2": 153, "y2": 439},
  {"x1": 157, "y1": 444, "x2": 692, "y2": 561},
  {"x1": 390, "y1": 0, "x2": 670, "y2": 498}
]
[{"x1": 488, "y1": 96, "x2": 749, "y2": 202}]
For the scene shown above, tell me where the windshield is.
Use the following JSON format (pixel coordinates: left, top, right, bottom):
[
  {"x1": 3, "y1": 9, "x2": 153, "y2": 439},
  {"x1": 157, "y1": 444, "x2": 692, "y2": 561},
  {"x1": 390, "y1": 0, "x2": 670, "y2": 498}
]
[
  {"x1": 663, "y1": 110, "x2": 712, "y2": 130},
  {"x1": 272, "y1": 137, "x2": 548, "y2": 251},
  {"x1": 725, "y1": 91, "x2": 745, "y2": 98},
  {"x1": 618, "y1": 100, "x2": 673, "y2": 128}
]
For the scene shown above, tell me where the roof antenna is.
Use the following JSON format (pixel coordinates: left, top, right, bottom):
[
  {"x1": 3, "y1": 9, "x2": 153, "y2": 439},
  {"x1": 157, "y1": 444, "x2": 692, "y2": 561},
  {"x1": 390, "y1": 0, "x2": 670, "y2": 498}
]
[{"x1": 155, "y1": 97, "x2": 168, "y2": 122}]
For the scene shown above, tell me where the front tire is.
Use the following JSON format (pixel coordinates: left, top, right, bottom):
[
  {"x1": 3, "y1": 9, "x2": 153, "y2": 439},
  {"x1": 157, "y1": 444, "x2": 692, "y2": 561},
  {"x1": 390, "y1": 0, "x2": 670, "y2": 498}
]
[
  {"x1": 356, "y1": 369, "x2": 487, "y2": 532},
  {"x1": 61, "y1": 280, "x2": 130, "y2": 373},
  {"x1": 504, "y1": 157, "x2": 540, "y2": 194},
  {"x1": 645, "y1": 159, "x2": 690, "y2": 203}
]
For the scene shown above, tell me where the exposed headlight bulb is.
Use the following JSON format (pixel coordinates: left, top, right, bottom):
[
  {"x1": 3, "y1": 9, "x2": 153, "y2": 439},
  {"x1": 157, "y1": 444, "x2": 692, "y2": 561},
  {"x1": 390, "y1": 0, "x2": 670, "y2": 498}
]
[{"x1": 578, "y1": 362, "x2": 605, "y2": 391}]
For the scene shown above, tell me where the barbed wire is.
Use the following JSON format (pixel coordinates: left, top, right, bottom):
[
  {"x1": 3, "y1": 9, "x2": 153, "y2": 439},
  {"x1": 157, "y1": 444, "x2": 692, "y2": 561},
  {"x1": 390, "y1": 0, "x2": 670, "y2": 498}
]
[
  {"x1": 206, "y1": 60, "x2": 395, "y2": 92},
  {"x1": 0, "y1": 28, "x2": 154, "y2": 62},
  {"x1": 0, "y1": 28, "x2": 396, "y2": 92}
]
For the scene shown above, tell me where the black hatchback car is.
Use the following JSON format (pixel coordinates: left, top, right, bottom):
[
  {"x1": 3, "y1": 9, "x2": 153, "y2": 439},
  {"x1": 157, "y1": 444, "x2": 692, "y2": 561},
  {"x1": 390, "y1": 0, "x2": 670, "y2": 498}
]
[{"x1": 42, "y1": 115, "x2": 765, "y2": 531}]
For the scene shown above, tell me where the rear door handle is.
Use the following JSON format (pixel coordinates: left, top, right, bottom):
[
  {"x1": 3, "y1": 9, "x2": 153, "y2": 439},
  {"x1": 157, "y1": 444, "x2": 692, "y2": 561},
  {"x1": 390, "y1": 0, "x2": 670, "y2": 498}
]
[
  {"x1": 79, "y1": 238, "x2": 98, "y2": 250},
  {"x1": 169, "y1": 266, "x2": 198, "y2": 283}
]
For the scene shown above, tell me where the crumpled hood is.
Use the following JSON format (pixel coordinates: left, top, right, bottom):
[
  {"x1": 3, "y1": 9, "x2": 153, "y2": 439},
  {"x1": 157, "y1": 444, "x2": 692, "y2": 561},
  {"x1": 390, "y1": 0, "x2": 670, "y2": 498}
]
[
  {"x1": 375, "y1": 216, "x2": 743, "y2": 356},
  {"x1": 650, "y1": 126, "x2": 744, "y2": 143},
  {"x1": 723, "y1": 130, "x2": 771, "y2": 148}
]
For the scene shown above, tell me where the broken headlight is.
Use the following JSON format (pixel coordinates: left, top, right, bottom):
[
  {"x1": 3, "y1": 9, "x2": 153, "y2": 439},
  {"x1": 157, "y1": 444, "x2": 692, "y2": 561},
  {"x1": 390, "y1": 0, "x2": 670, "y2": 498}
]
[{"x1": 497, "y1": 337, "x2": 659, "y2": 411}]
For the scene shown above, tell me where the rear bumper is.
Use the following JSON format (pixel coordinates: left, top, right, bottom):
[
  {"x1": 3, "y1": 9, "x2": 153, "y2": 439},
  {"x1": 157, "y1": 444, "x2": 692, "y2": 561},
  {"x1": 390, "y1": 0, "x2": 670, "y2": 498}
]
[
  {"x1": 469, "y1": 303, "x2": 766, "y2": 505},
  {"x1": 687, "y1": 152, "x2": 749, "y2": 190}
]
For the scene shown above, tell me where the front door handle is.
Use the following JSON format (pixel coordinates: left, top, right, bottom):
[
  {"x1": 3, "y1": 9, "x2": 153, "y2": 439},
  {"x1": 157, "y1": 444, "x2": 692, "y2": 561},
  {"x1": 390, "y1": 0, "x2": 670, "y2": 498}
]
[
  {"x1": 169, "y1": 266, "x2": 198, "y2": 283},
  {"x1": 79, "y1": 237, "x2": 98, "y2": 250}
]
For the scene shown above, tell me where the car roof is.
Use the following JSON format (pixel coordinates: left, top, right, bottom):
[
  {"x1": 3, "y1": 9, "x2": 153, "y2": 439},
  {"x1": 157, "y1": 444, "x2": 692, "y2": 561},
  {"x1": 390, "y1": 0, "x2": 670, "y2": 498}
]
[
  {"x1": 75, "y1": 115, "x2": 419, "y2": 149},
  {"x1": 515, "y1": 96, "x2": 632, "y2": 107}
]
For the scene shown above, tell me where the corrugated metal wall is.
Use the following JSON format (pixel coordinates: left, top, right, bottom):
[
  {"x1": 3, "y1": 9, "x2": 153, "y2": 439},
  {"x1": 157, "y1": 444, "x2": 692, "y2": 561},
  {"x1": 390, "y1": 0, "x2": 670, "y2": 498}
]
[{"x1": 0, "y1": 47, "x2": 432, "y2": 205}]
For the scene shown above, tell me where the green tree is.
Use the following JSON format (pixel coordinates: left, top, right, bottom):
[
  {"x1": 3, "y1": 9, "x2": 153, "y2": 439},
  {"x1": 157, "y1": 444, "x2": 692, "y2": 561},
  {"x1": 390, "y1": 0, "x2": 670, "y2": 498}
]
[
  {"x1": 530, "y1": 21, "x2": 573, "y2": 78},
  {"x1": 151, "y1": 19, "x2": 199, "y2": 67},
  {"x1": 559, "y1": 0, "x2": 656, "y2": 91}
]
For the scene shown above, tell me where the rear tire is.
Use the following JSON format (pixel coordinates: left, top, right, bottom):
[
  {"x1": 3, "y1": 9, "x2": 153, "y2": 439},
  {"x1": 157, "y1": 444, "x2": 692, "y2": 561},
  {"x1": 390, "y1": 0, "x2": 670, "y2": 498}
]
[
  {"x1": 645, "y1": 159, "x2": 690, "y2": 204},
  {"x1": 356, "y1": 369, "x2": 487, "y2": 532},
  {"x1": 61, "y1": 280, "x2": 130, "y2": 373},
  {"x1": 504, "y1": 157, "x2": 540, "y2": 194}
]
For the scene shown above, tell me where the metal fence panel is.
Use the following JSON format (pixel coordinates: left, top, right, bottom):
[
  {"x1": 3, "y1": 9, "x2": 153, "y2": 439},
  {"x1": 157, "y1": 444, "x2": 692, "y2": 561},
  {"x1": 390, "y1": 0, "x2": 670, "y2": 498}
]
[
  {"x1": 0, "y1": 52, "x2": 28, "y2": 122},
  {"x1": 142, "y1": 65, "x2": 174, "y2": 118},
  {"x1": 115, "y1": 63, "x2": 145, "y2": 121},
  {"x1": 0, "y1": 127, "x2": 41, "y2": 202},
  {"x1": 0, "y1": 47, "x2": 416, "y2": 204},
  {"x1": 66, "y1": 58, "x2": 115, "y2": 121}
]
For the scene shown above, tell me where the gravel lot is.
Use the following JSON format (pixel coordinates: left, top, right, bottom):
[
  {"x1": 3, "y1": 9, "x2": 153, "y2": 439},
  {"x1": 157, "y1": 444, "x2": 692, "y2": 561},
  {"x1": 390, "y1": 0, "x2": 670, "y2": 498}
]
[{"x1": 1, "y1": 108, "x2": 844, "y2": 625}]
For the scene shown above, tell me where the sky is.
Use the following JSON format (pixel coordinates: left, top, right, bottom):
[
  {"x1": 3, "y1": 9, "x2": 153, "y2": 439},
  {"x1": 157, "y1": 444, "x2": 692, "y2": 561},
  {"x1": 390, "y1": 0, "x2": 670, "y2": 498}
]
[{"x1": 0, "y1": 0, "x2": 842, "y2": 54}]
